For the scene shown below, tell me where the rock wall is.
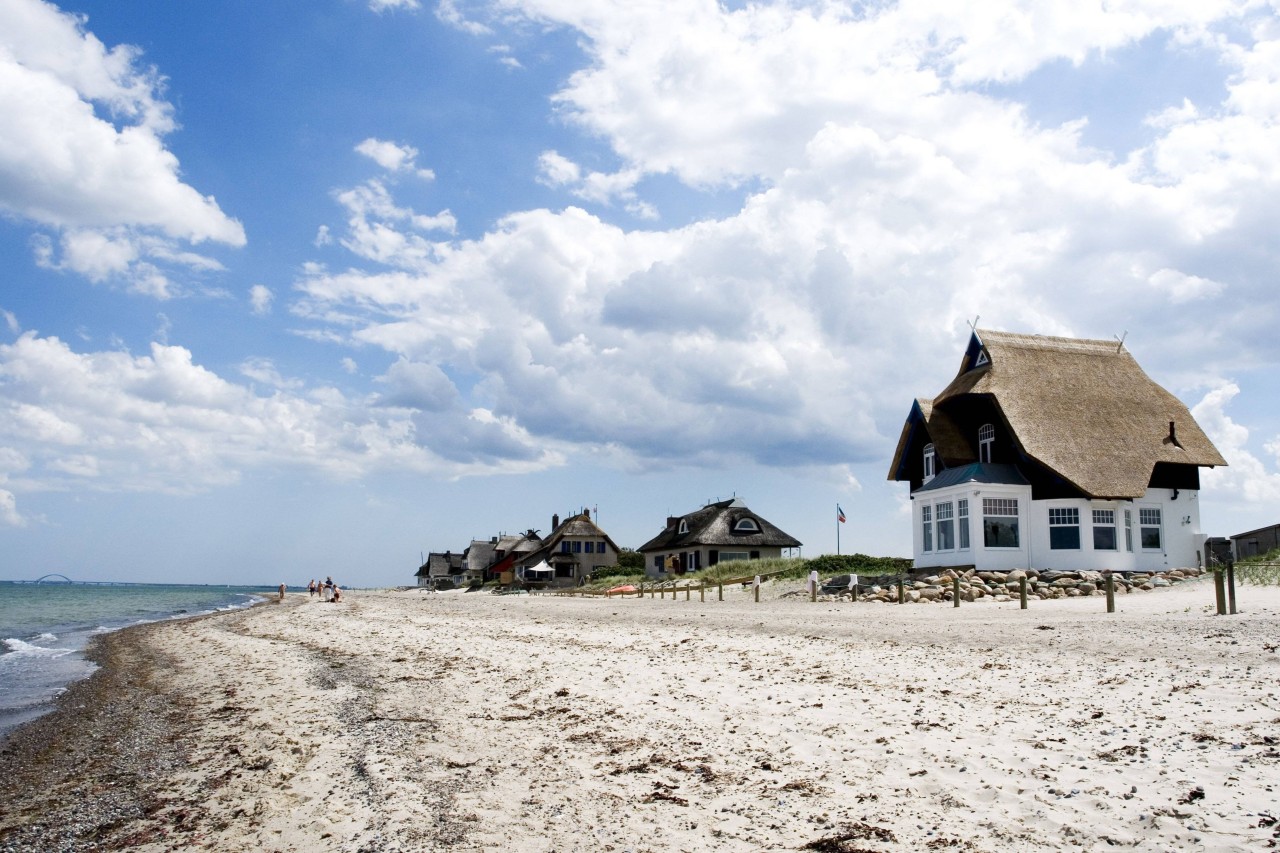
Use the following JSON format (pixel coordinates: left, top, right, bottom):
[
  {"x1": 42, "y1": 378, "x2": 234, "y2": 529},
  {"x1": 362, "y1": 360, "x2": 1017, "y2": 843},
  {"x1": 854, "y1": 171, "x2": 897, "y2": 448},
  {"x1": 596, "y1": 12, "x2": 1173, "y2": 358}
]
[{"x1": 826, "y1": 567, "x2": 1205, "y2": 604}]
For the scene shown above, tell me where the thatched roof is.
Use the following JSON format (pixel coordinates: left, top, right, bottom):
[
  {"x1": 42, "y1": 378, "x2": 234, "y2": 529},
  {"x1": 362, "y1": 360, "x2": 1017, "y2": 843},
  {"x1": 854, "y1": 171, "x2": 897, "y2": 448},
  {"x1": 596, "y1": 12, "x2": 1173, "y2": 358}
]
[
  {"x1": 889, "y1": 329, "x2": 1226, "y2": 498},
  {"x1": 637, "y1": 498, "x2": 801, "y2": 552}
]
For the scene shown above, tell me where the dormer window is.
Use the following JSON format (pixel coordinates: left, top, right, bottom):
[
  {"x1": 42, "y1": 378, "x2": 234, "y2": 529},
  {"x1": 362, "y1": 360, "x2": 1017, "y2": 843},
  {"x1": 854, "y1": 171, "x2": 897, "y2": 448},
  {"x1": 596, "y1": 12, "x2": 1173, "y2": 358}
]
[
  {"x1": 678, "y1": 520, "x2": 689, "y2": 534},
  {"x1": 978, "y1": 423, "x2": 994, "y2": 463},
  {"x1": 923, "y1": 443, "x2": 936, "y2": 483},
  {"x1": 733, "y1": 518, "x2": 761, "y2": 533}
]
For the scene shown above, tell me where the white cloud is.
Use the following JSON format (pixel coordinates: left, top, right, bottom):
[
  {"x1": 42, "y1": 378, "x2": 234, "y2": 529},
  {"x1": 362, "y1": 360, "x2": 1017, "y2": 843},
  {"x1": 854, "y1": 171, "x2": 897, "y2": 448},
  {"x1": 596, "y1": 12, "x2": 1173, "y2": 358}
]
[
  {"x1": 249, "y1": 284, "x2": 274, "y2": 315},
  {"x1": 0, "y1": 0, "x2": 244, "y2": 292},
  {"x1": 1193, "y1": 382, "x2": 1280, "y2": 503},
  {"x1": 0, "y1": 330, "x2": 562, "y2": 501},
  {"x1": 355, "y1": 137, "x2": 436, "y2": 180},
  {"x1": 369, "y1": 0, "x2": 420, "y2": 11},
  {"x1": 285, "y1": 0, "x2": 1280, "y2": 482}
]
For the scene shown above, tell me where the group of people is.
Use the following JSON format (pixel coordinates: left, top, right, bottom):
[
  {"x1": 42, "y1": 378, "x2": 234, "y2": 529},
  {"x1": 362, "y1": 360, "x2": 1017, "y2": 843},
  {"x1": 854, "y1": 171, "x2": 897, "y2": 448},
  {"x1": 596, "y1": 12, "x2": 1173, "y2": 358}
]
[{"x1": 307, "y1": 576, "x2": 342, "y2": 603}]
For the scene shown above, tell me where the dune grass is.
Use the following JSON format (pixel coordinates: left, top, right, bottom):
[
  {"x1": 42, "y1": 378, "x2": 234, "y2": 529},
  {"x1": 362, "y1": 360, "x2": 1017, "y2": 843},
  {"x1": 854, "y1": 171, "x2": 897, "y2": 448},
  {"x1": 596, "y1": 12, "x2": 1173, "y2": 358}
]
[{"x1": 1235, "y1": 549, "x2": 1280, "y2": 586}]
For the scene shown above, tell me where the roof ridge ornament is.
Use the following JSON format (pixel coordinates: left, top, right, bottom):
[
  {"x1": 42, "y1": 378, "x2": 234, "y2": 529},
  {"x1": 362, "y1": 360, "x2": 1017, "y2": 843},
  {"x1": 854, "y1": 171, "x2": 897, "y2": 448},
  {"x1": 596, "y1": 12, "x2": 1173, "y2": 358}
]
[{"x1": 1114, "y1": 330, "x2": 1128, "y2": 353}]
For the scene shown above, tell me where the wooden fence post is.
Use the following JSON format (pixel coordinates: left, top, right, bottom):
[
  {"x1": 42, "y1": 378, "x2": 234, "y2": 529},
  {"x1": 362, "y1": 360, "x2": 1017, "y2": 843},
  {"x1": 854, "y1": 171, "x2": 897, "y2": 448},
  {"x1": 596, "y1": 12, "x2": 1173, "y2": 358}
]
[
  {"x1": 754, "y1": 575, "x2": 761, "y2": 603},
  {"x1": 1105, "y1": 573, "x2": 1115, "y2": 613},
  {"x1": 896, "y1": 581, "x2": 905, "y2": 605},
  {"x1": 1214, "y1": 569, "x2": 1227, "y2": 615},
  {"x1": 685, "y1": 585, "x2": 691, "y2": 601},
  {"x1": 700, "y1": 585, "x2": 705, "y2": 602},
  {"x1": 953, "y1": 577, "x2": 960, "y2": 608},
  {"x1": 718, "y1": 582, "x2": 723, "y2": 602},
  {"x1": 1227, "y1": 561, "x2": 1237, "y2": 615},
  {"x1": 1019, "y1": 576, "x2": 1028, "y2": 610}
]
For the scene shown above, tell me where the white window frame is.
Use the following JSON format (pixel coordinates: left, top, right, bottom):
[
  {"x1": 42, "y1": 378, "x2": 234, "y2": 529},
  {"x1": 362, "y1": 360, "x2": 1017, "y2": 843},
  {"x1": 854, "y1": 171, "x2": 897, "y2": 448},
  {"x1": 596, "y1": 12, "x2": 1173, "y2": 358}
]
[
  {"x1": 1139, "y1": 506, "x2": 1163, "y2": 551},
  {"x1": 921, "y1": 504, "x2": 933, "y2": 552},
  {"x1": 720, "y1": 551, "x2": 749, "y2": 562},
  {"x1": 978, "y1": 423, "x2": 995, "y2": 464},
  {"x1": 1124, "y1": 509, "x2": 1133, "y2": 552},
  {"x1": 923, "y1": 443, "x2": 936, "y2": 483},
  {"x1": 982, "y1": 497, "x2": 1020, "y2": 549},
  {"x1": 935, "y1": 501, "x2": 955, "y2": 551},
  {"x1": 733, "y1": 518, "x2": 761, "y2": 532},
  {"x1": 678, "y1": 519, "x2": 689, "y2": 534},
  {"x1": 1092, "y1": 508, "x2": 1117, "y2": 551},
  {"x1": 1048, "y1": 506, "x2": 1081, "y2": 551},
  {"x1": 957, "y1": 499, "x2": 970, "y2": 550}
]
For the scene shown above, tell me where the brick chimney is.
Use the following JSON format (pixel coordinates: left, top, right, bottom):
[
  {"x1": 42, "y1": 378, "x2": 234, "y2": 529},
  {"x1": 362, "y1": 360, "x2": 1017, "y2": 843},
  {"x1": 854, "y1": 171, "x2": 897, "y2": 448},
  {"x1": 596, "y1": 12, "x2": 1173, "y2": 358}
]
[{"x1": 552, "y1": 513, "x2": 560, "y2": 530}]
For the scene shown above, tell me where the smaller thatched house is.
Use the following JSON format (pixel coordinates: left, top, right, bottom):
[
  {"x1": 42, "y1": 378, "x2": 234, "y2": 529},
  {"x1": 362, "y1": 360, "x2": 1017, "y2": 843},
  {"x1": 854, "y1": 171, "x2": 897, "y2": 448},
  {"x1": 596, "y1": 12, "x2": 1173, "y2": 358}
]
[
  {"x1": 415, "y1": 551, "x2": 466, "y2": 588},
  {"x1": 888, "y1": 329, "x2": 1226, "y2": 573},
  {"x1": 514, "y1": 511, "x2": 622, "y2": 587},
  {"x1": 638, "y1": 498, "x2": 801, "y2": 577}
]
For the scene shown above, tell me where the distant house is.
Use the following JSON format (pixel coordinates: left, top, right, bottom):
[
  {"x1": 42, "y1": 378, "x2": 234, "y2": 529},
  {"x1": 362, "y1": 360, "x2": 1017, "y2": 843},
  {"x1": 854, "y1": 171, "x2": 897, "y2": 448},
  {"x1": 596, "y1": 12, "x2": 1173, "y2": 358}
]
[
  {"x1": 1230, "y1": 524, "x2": 1280, "y2": 559},
  {"x1": 888, "y1": 329, "x2": 1227, "y2": 573},
  {"x1": 415, "y1": 551, "x2": 465, "y2": 588},
  {"x1": 514, "y1": 511, "x2": 621, "y2": 586},
  {"x1": 637, "y1": 498, "x2": 801, "y2": 577}
]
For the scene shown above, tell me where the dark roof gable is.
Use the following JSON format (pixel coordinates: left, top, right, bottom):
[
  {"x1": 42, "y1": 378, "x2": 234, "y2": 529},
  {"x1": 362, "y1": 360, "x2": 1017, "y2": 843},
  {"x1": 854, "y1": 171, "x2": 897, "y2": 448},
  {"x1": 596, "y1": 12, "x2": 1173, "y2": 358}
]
[{"x1": 637, "y1": 498, "x2": 801, "y2": 552}]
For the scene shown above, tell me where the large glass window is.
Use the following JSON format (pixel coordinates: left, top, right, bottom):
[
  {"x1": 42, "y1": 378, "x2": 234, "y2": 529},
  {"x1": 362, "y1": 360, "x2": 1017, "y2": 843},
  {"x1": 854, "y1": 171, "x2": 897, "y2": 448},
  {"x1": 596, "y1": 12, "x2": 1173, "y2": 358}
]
[
  {"x1": 983, "y1": 498, "x2": 1019, "y2": 548},
  {"x1": 1093, "y1": 509, "x2": 1117, "y2": 550},
  {"x1": 923, "y1": 444, "x2": 936, "y2": 482},
  {"x1": 921, "y1": 504, "x2": 933, "y2": 552},
  {"x1": 958, "y1": 499, "x2": 970, "y2": 549},
  {"x1": 978, "y1": 424, "x2": 995, "y2": 463},
  {"x1": 1140, "y1": 508, "x2": 1163, "y2": 549},
  {"x1": 936, "y1": 501, "x2": 955, "y2": 550},
  {"x1": 1049, "y1": 507, "x2": 1081, "y2": 550}
]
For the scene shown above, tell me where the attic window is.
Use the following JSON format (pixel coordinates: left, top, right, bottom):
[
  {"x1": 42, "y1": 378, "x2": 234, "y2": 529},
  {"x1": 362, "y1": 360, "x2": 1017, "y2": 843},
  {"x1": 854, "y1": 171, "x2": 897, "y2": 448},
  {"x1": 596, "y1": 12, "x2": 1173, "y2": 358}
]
[
  {"x1": 734, "y1": 518, "x2": 761, "y2": 533},
  {"x1": 978, "y1": 424, "x2": 994, "y2": 463},
  {"x1": 678, "y1": 520, "x2": 689, "y2": 534},
  {"x1": 923, "y1": 443, "x2": 936, "y2": 483},
  {"x1": 974, "y1": 349, "x2": 989, "y2": 367}
]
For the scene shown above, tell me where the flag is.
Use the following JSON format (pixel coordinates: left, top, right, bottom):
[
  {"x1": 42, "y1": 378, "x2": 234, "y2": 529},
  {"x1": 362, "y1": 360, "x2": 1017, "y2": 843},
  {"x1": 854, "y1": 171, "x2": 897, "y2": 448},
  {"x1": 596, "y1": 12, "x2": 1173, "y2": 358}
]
[{"x1": 837, "y1": 504, "x2": 846, "y2": 523}]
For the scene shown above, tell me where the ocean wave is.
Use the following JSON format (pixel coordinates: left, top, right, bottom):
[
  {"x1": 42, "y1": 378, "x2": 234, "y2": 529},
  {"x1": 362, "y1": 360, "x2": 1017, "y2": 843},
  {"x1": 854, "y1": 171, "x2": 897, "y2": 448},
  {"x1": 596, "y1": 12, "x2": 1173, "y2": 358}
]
[
  {"x1": 3, "y1": 638, "x2": 74, "y2": 658},
  {"x1": 36, "y1": 632, "x2": 57, "y2": 642}
]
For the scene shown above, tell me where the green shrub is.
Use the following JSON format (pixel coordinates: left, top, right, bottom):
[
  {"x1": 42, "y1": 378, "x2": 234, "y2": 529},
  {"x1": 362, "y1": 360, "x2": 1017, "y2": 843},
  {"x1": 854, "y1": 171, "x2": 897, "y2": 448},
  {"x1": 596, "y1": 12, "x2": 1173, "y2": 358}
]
[{"x1": 803, "y1": 553, "x2": 913, "y2": 576}]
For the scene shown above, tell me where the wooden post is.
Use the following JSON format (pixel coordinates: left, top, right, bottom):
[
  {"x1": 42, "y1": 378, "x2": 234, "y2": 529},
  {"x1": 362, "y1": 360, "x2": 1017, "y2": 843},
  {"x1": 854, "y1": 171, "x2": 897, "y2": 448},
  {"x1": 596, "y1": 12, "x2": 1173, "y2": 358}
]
[
  {"x1": 1105, "y1": 573, "x2": 1116, "y2": 613},
  {"x1": 685, "y1": 585, "x2": 691, "y2": 601},
  {"x1": 754, "y1": 577, "x2": 761, "y2": 603},
  {"x1": 1227, "y1": 562, "x2": 1238, "y2": 615},
  {"x1": 1214, "y1": 569, "x2": 1227, "y2": 615},
  {"x1": 810, "y1": 581, "x2": 817, "y2": 603},
  {"x1": 718, "y1": 582, "x2": 723, "y2": 601},
  {"x1": 700, "y1": 585, "x2": 705, "y2": 602},
  {"x1": 1019, "y1": 576, "x2": 1028, "y2": 610},
  {"x1": 896, "y1": 582, "x2": 905, "y2": 605},
  {"x1": 953, "y1": 577, "x2": 960, "y2": 608}
]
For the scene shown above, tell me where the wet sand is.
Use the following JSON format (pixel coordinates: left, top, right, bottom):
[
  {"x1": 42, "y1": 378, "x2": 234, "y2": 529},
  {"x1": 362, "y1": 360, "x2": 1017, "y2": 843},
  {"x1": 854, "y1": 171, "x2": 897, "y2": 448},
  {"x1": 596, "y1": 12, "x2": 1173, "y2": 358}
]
[{"x1": 2, "y1": 579, "x2": 1279, "y2": 851}]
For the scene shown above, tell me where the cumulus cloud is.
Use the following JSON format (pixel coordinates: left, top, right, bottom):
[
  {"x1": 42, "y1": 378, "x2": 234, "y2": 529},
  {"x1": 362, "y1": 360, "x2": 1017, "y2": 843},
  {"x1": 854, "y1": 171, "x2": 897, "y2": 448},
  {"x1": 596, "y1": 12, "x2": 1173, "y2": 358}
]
[
  {"x1": 249, "y1": 284, "x2": 274, "y2": 315},
  {"x1": 369, "y1": 0, "x2": 420, "y2": 11},
  {"x1": 355, "y1": 138, "x2": 436, "y2": 180},
  {"x1": 284, "y1": 0, "x2": 1280, "y2": 483},
  {"x1": 0, "y1": 0, "x2": 244, "y2": 294},
  {"x1": 1193, "y1": 382, "x2": 1280, "y2": 503},
  {"x1": 0, "y1": 330, "x2": 562, "y2": 501}
]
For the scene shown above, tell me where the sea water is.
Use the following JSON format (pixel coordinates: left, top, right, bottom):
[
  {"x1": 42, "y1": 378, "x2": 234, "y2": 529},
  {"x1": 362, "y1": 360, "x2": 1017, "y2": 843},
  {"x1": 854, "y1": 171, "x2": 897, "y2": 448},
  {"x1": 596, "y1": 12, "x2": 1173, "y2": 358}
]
[{"x1": 0, "y1": 582, "x2": 271, "y2": 738}]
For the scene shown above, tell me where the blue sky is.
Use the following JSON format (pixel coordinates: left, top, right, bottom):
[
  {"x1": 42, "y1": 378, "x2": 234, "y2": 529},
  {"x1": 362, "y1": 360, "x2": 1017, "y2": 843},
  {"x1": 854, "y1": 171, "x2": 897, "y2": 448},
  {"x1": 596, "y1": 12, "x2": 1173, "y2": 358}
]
[{"x1": 2, "y1": 0, "x2": 1279, "y2": 587}]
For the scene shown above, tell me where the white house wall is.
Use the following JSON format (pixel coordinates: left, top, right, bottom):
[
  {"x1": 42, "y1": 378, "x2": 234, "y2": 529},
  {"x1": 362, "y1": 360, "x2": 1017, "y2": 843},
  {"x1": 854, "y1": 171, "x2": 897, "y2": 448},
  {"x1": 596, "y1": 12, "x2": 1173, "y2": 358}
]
[{"x1": 912, "y1": 486, "x2": 1206, "y2": 574}]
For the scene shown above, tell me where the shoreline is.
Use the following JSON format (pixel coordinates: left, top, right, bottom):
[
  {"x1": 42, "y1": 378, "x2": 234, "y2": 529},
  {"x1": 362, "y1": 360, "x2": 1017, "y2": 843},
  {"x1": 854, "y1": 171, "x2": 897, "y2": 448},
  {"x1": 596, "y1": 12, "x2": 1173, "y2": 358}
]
[{"x1": 2, "y1": 581, "x2": 1279, "y2": 851}]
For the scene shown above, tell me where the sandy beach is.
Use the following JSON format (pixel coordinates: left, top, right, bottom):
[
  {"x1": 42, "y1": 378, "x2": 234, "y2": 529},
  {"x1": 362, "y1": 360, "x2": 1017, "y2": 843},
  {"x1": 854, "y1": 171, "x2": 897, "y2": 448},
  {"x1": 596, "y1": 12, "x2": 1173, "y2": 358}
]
[{"x1": 2, "y1": 577, "x2": 1279, "y2": 852}]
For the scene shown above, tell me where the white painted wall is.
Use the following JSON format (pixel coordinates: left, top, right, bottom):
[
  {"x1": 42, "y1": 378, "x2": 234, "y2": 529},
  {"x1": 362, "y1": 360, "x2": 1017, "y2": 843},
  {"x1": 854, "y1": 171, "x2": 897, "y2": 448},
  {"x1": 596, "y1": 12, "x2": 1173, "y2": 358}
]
[{"x1": 911, "y1": 485, "x2": 1207, "y2": 573}]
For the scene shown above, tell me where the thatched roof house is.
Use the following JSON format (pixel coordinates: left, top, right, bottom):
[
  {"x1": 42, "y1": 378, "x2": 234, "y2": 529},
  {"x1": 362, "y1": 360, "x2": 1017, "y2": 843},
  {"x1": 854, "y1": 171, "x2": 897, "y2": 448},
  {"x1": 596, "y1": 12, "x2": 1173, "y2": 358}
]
[
  {"x1": 638, "y1": 498, "x2": 801, "y2": 576},
  {"x1": 889, "y1": 329, "x2": 1225, "y2": 574},
  {"x1": 514, "y1": 510, "x2": 622, "y2": 586}
]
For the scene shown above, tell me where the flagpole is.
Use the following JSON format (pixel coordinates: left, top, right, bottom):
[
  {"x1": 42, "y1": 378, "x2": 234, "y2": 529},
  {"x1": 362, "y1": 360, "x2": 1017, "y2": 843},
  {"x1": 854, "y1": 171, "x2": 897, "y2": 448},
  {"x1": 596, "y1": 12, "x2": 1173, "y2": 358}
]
[{"x1": 836, "y1": 504, "x2": 841, "y2": 555}]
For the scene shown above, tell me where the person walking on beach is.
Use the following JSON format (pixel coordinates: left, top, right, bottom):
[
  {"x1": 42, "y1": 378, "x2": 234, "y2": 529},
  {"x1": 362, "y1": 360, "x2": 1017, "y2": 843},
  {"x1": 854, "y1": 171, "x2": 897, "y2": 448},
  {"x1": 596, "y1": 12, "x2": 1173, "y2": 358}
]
[
  {"x1": 308, "y1": 579, "x2": 317, "y2": 598},
  {"x1": 278, "y1": 583, "x2": 286, "y2": 602},
  {"x1": 321, "y1": 581, "x2": 332, "y2": 603}
]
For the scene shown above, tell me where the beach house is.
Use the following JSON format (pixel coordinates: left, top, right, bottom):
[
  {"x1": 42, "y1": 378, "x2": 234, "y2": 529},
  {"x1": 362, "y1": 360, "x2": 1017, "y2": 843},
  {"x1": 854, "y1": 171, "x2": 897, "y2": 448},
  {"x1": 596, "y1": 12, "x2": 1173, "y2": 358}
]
[
  {"x1": 888, "y1": 329, "x2": 1226, "y2": 574},
  {"x1": 638, "y1": 498, "x2": 801, "y2": 577},
  {"x1": 511, "y1": 511, "x2": 621, "y2": 586}
]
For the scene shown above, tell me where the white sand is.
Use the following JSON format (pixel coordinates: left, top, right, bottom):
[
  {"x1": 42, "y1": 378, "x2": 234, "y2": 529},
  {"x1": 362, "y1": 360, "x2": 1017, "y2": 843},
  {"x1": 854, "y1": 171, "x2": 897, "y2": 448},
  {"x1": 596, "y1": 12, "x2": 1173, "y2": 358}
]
[{"x1": 128, "y1": 578, "x2": 1280, "y2": 851}]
